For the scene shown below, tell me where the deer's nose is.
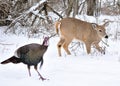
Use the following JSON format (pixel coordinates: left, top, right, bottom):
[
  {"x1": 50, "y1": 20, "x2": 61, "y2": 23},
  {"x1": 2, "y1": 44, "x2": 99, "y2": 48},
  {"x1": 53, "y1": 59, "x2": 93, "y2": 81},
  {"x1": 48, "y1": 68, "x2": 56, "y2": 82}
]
[{"x1": 105, "y1": 35, "x2": 108, "y2": 39}]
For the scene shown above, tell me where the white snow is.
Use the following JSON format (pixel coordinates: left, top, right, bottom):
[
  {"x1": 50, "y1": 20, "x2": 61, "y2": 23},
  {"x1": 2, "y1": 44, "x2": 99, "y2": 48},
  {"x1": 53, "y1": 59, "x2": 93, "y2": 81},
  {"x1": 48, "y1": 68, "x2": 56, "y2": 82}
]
[{"x1": 0, "y1": 15, "x2": 120, "y2": 86}]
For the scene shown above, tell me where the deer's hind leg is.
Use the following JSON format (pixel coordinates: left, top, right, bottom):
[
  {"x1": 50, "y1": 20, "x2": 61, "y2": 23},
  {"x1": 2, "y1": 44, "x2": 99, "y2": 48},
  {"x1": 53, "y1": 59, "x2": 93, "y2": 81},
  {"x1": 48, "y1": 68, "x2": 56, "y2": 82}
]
[
  {"x1": 63, "y1": 39, "x2": 72, "y2": 55},
  {"x1": 57, "y1": 38, "x2": 65, "y2": 56}
]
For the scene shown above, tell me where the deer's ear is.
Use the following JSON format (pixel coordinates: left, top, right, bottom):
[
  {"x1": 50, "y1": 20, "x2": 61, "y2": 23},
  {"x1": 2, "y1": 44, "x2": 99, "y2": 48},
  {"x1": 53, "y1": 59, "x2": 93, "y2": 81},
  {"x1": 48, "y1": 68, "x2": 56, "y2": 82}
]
[
  {"x1": 91, "y1": 23, "x2": 98, "y2": 30},
  {"x1": 103, "y1": 22, "x2": 109, "y2": 27}
]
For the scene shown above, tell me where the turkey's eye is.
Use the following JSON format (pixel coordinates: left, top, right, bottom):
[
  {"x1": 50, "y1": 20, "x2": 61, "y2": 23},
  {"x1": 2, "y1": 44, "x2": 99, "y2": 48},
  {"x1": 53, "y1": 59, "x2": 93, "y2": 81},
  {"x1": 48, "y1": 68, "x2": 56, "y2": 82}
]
[{"x1": 99, "y1": 29, "x2": 102, "y2": 32}]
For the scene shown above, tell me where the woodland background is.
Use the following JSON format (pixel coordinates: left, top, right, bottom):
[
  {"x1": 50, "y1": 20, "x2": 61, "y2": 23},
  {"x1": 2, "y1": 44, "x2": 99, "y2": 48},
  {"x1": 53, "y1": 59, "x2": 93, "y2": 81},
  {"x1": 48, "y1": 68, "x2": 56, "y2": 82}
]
[{"x1": 0, "y1": 0, "x2": 120, "y2": 39}]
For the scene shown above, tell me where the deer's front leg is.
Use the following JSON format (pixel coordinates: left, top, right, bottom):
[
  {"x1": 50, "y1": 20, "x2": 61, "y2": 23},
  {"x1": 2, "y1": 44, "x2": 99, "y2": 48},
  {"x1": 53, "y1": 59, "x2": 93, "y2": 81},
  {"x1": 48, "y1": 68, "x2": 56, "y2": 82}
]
[{"x1": 93, "y1": 42, "x2": 105, "y2": 54}]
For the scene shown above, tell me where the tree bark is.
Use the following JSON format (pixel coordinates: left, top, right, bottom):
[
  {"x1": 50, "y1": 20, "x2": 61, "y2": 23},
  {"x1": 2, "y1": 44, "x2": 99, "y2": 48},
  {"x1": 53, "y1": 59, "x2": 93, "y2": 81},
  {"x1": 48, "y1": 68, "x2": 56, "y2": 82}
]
[
  {"x1": 65, "y1": 0, "x2": 80, "y2": 17},
  {"x1": 87, "y1": 0, "x2": 96, "y2": 16},
  {"x1": 73, "y1": 0, "x2": 79, "y2": 17},
  {"x1": 117, "y1": 0, "x2": 120, "y2": 14},
  {"x1": 65, "y1": 0, "x2": 74, "y2": 17}
]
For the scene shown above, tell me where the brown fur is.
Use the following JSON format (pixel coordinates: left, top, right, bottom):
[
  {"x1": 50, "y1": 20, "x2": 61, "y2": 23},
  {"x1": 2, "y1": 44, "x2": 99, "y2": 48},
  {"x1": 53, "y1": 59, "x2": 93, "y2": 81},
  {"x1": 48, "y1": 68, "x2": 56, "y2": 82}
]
[{"x1": 55, "y1": 18, "x2": 109, "y2": 56}]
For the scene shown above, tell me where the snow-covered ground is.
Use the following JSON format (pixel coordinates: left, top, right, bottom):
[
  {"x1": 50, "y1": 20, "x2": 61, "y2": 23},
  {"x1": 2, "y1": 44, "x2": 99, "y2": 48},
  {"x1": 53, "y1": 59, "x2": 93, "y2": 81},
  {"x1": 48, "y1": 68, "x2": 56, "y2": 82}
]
[{"x1": 0, "y1": 16, "x2": 120, "y2": 86}]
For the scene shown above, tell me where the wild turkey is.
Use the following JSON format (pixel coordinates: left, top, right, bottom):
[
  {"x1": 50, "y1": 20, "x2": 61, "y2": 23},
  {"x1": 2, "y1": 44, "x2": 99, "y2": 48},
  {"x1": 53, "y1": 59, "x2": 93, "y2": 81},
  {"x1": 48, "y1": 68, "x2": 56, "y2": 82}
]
[{"x1": 1, "y1": 37, "x2": 49, "y2": 80}]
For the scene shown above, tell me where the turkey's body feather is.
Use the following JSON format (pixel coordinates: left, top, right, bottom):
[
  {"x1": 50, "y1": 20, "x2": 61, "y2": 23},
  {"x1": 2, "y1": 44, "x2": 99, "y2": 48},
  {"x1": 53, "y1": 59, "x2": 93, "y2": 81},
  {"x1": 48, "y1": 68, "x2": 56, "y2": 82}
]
[{"x1": 16, "y1": 43, "x2": 48, "y2": 65}]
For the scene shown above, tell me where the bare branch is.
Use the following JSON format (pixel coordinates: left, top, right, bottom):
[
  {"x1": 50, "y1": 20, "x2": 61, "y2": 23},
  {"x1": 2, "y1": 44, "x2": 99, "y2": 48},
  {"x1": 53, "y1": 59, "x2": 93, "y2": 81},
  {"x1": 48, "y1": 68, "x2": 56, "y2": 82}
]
[{"x1": 46, "y1": 4, "x2": 63, "y2": 19}]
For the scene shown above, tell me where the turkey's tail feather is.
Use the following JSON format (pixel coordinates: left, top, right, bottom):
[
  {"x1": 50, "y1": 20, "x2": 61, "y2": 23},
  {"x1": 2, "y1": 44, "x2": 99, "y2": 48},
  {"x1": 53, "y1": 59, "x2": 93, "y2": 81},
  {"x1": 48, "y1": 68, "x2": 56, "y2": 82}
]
[{"x1": 1, "y1": 56, "x2": 21, "y2": 64}]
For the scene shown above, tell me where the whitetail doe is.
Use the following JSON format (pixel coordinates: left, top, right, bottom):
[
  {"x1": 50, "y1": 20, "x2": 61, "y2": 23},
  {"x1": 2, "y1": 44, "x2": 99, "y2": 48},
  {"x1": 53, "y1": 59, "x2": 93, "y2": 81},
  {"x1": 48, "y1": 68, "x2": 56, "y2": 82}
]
[{"x1": 55, "y1": 17, "x2": 109, "y2": 56}]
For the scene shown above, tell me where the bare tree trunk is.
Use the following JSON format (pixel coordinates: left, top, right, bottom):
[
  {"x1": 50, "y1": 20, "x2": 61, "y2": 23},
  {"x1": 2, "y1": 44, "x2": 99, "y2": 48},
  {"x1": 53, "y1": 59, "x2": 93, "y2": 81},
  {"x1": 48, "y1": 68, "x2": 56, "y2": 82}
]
[
  {"x1": 62, "y1": 0, "x2": 67, "y2": 8},
  {"x1": 65, "y1": 0, "x2": 80, "y2": 17},
  {"x1": 87, "y1": 0, "x2": 96, "y2": 16},
  {"x1": 65, "y1": 0, "x2": 74, "y2": 17},
  {"x1": 95, "y1": 0, "x2": 101, "y2": 17},
  {"x1": 73, "y1": 0, "x2": 79, "y2": 17},
  {"x1": 117, "y1": 0, "x2": 120, "y2": 14}
]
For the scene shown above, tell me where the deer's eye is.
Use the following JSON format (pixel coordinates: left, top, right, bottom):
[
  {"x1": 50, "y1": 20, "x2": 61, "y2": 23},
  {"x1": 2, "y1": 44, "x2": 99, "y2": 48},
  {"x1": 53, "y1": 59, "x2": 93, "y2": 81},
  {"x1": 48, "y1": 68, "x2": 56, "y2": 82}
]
[{"x1": 99, "y1": 29, "x2": 102, "y2": 32}]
